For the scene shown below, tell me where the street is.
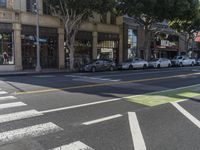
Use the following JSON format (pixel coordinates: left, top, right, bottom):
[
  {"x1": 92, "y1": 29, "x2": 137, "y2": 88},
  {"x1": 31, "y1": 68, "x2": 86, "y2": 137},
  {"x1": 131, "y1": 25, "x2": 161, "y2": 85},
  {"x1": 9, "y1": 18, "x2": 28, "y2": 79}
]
[{"x1": 0, "y1": 67, "x2": 199, "y2": 150}]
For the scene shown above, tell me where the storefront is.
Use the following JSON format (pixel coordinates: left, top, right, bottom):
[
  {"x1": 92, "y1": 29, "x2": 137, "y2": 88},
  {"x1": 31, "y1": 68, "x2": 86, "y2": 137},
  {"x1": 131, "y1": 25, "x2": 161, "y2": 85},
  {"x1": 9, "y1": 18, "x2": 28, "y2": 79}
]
[
  {"x1": 152, "y1": 32, "x2": 179, "y2": 59},
  {"x1": 0, "y1": 23, "x2": 14, "y2": 66},
  {"x1": 21, "y1": 25, "x2": 58, "y2": 69},
  {"x1": 97, "y1": 32, "x2": 119, "y2": 63}
]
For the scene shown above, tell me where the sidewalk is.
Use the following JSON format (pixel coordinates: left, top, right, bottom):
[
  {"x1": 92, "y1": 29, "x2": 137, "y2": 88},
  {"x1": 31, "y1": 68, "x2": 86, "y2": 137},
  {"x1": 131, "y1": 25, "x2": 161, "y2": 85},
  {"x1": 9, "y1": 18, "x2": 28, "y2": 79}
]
[{"x1": 0, "y1": 69, "x2": 75, "y2": 77}]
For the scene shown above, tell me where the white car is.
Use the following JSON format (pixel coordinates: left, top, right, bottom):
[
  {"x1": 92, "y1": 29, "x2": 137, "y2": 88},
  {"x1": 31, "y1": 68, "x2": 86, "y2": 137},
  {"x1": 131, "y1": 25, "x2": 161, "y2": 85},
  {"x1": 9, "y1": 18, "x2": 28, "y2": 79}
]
[
  {"x1": 121, "y1": 58, "x2": 148, "y2": 70},
  {"x1": 197, "y1": 58, "x2": 200, "y2": 65},
  {"x1": 148, "y1": 58, "x2": 172, "y2": 68},
  {"x1": 171, "y1": 56, "x2": 196, "y2": 67}
]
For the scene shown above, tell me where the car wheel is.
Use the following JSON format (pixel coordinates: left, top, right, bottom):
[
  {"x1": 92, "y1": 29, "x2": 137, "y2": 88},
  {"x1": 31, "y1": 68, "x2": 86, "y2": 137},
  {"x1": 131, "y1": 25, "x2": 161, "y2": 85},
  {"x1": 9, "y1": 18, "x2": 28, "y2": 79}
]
[
  {"x1": 179, "y1": 62, "x2": 183, "y2": 67},
  {"x1": 110, "y1": 66, "x2": 114, "y2": 71},
  {"x1": 143, "y1": 64, "x2": 147, "y2": 69},
  {"x1": 191, "y1": 62, "x2": 194, "y2": 66},
  {"x1": 157, "y1": 64, "x2": 161, "y2": 68},
  {"x1": 91, "y1": 67, "x2": 96, "y2": 73},
  {"x1": 129, "y1": 65, "x2": 133, "y2": 70}
]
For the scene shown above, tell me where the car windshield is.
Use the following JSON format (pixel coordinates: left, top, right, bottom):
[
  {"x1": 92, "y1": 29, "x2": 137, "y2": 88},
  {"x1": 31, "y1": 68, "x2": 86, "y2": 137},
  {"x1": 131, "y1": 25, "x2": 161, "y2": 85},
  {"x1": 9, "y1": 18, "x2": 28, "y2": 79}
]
[
  {"x1": 125, "y1": 59, "x2": 133, "y2": 63},
  {"x1": 151, "y1": 59, "x2": 159, "y2": 62},
  {"x1": 174, "y1": 56, "x2": 183, "y2": 59}
]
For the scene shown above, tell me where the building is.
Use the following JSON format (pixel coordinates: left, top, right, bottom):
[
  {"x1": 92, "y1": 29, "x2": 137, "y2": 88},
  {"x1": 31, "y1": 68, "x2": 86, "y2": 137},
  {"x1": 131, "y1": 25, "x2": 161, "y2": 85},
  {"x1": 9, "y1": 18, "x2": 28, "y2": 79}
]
[{"x1": 0, "y1": 0, "x2": 188, "y2": 71}]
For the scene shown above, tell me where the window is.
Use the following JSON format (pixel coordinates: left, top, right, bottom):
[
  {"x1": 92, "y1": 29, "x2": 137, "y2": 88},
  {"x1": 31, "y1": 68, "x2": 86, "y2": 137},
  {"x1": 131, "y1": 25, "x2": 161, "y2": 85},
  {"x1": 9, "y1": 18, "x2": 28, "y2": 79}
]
[
  {"x1": 0, "y1": 0, "x2": 6, "y2": 7},
  {"x1": 0, "y1": 33, "x2": 14, "y2": 65},
  {"x1": 100, "y1": 14, "x2": 107, "y2": 24},
  {"x1": 128, "y1": 29, "x2": 138, "y2": 59},
  {"x1": 26, "y1": 0, "x2": 36, "y2": 12},
  {"x1": 43, "y1": 0, "x2": 50, "y2": 15}
]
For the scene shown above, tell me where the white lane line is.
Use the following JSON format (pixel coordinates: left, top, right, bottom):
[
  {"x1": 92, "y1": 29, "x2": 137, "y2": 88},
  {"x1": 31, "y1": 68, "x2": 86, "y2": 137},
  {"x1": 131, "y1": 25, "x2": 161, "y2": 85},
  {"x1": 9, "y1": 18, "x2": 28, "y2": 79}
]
[
  {"x1": 0, "y1": 110, "x2": 43, "y2": 123},
  {"x1": 40, "y1": 98, "x2": 122, "y2": 114},
  {"x1": 0, "y1": 102, "x2": 27, "y2": 110},
  {"x1": 51, "y1": 141, "x2": 94, "y2": 150},
  {"x1": 33, "y1": 75, "x2": 56, "y2": 78},
  {"x1": 0, "y1": 122, "x2": 63, "y2": 145},
  {"x1": 0, "y1": 96, "x2": 16, "y2": 101},
  {"x1": 82, "y1": 114, "x2": 123, "y2": 125},
  {"x1": 0, "y1": 91, "x2": 8, "y2": 95},
  {"x1": 171, "y1": 102, "x2": 200, "y2": 128},
  {"x1": 128, "y1": 112, "x2": 146, "y2": 150}
]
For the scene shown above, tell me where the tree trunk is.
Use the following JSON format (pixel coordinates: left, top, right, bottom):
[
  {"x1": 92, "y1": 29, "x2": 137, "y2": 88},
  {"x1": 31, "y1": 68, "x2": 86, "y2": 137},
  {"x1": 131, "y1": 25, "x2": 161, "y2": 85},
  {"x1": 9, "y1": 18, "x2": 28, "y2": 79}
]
[{"x1": 144, "y1": 29, "x2": 151, "y2": 60}]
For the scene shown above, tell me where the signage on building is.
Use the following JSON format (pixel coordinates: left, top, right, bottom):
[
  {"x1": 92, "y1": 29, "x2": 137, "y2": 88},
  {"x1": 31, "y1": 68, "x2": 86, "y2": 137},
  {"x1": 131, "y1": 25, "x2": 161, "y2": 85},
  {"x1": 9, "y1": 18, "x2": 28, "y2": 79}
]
[{"x1": 0, "y1": 11, "x2": 12, "y2": 20}]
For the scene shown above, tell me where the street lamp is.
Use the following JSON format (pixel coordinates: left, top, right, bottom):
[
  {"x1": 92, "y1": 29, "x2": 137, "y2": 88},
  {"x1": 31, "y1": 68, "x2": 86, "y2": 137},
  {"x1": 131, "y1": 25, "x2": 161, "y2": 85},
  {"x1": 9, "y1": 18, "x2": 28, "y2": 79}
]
[{"x1": 35, "y1": 0, "x2": 41, "y2": 72}]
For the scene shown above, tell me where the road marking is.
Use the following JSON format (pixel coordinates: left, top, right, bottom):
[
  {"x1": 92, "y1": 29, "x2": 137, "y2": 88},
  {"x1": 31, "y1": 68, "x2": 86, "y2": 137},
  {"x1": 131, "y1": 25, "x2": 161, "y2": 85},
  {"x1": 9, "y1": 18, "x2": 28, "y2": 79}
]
[
  {"x1": 51, "y1": 141, "x2": 94, "y2": 150},
  {"x1": 82, "y1": 114, "x2": 123, "y2": 125},
  {"x1": 39, "y1": 83, "x2": 200, "y2": 114},
  {"x1": 0, "y1": 110, "x2": 43, "y2": 123},
  {"x1": 0, "y1": 122, "x2": 63, "y2": 145},
  {"x1": 0, "y1": 102, "x2": 27, "y2": 110},
  {"x1": 171, "y1": 102, "x2": 200, "y2": 128},
  {"x1": 0, "y1": 91, "x2": 8, "y2": 95},
  {"x1": 33, "y1": 75, "x2": 56, "y2": 78},
  {"x1": 40, "y1": 98, "x2": 122, "y2": 114},
  {"x1": 0, "y1": 96, "x2": 17, "y2": 101},
  {"x1": 15, "y1": 72, "x2": 200, "y2": 95},
  {"x1": 128, "y1": 112, "x2": 146, "y2": 150}
]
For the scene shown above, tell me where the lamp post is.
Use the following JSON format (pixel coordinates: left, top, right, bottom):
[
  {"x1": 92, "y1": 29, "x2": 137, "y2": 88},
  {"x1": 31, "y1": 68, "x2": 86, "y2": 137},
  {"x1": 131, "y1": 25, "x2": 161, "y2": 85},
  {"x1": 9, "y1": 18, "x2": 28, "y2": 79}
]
[{"x1": 35, "y1": 0, "x2": 41, "y2": 72}]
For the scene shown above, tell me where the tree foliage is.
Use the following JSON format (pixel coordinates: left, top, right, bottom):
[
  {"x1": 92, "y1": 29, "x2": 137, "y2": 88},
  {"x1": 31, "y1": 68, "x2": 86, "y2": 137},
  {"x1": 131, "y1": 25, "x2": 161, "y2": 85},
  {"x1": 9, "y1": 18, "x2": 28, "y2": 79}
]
[
  {"x1": 117, "y1": 0, "x2": 199, "y2": 59},
  {"x1": 49, "y1": 0, "x2": 116, "y2": 70}
]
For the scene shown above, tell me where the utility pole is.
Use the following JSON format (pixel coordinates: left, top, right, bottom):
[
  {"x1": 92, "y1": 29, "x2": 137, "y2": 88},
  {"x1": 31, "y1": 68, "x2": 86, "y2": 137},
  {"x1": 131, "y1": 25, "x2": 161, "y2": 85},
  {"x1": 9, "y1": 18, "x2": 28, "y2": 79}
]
[{"x1": 35, "y1": 0, "x2": 41, "y2": 72}]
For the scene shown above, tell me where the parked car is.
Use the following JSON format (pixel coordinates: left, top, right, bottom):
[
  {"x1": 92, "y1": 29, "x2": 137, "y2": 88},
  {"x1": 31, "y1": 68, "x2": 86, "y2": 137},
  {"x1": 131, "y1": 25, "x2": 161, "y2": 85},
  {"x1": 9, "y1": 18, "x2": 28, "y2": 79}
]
[
  {"x1": 148, "y1": 58, "x2": 172, "y2": 68},
  {"x1": 81, "y1": 59, "x2": 116, "y2": 72},
  {"x1": 171, "y1": 56, "x2": 196, "y2": 67},
  {"x1": 197, "y1": 58, "x2": 200, "y2": 65},
  {"x1": 121, "y1": 58, "x2": 148, "y2": 70}
]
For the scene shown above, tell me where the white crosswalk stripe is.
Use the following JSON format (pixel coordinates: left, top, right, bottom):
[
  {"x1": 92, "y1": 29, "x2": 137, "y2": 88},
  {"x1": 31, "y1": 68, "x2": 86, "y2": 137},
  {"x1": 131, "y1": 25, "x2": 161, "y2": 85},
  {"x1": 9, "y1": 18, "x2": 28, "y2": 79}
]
[
  {"x1": 0, "y1": 122, "x2": 63, "y2": 145},
  {"x1": 51, "y1": 141, "x2": 94, "y2": 150},
  {"x1": 0, "y1": 96, "x2": 16, "y2": 101},
  {"x1": 0, "y1": 91, "x2": 8, "y2": 95},
  {"x1": 0, "y1": 102, "x2": 27, "y2": 110},
  {"x1": 0, "y1": 110, "x2": 43, "y2": 123}
]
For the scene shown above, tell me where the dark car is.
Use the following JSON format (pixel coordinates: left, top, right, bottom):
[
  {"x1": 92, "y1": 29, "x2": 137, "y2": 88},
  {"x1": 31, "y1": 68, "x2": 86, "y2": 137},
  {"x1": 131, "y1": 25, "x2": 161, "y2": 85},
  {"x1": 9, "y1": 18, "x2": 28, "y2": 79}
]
[{"x1": 82, "y1": 59, "x2": 116, "y2": 72}]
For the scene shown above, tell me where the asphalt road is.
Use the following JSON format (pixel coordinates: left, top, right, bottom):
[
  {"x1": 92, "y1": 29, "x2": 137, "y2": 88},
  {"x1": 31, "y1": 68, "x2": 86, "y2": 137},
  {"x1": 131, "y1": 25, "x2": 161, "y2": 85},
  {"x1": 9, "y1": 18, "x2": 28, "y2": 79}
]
[{"x1": 0, "y1": 66, "x2": 199, "y2": 150}]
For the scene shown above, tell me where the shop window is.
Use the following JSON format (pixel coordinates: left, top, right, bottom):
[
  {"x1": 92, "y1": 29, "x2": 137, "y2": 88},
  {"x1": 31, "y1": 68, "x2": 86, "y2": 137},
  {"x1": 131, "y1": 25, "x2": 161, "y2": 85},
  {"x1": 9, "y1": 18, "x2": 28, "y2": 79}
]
[
  {"x1": 110, "y1": 14, "x2": 116, "y2": 25},
  {"x1": 0, "y1": 0, "x2": 6, "y2": 7},
  {"x1": 0, "y1": 33, "x2": 14, "y2": 65},
  {"x1": 100, "y1": 14, "x2": 107, "y2": 24},
  {"x1": 26, "y1": 0, "x2": 36, "y2": 12},
  {"x1": 43, "y1": 0, "x2": 50, "y2": 15},
  {"x1": 128, "y1": 29, "x2": 138, "y2": 59},
  {"x1": 97, "y1": 40, "x2": 119, "y2": 62}
]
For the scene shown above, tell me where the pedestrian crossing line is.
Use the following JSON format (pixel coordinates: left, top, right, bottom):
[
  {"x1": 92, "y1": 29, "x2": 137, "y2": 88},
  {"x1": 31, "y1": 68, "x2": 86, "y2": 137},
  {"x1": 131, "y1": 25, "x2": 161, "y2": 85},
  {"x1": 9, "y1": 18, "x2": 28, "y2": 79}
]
[
  {"x1": 0, "y1": 96, "x2": 17, "y2": 101},
  {"x1": 50, "y1": 141, "x2": 94, "y2": 150},
  {"x1": 171, "y1": 102, "x2": 200, "y2": 128},
  {"x1": 0, "y1": 122, "x2": 63, "y2": 145},
  {"x1": 0, "y1": 91, "x2": 8, "y2": 95},
  {"x1": 0, "y1": 110, "x2": 43, "y2": 124},
  {"x1": 0, "y1": 102, "x2": 27, "y2": 110}
]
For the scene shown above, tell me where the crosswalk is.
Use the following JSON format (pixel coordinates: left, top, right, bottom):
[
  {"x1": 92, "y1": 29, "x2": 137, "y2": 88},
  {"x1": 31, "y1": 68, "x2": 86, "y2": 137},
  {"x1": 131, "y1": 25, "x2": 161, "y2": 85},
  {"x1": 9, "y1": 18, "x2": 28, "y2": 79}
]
[
  {"x1": 0, "y1": 89, "x2": 63, "y2": 147},
  {"x1": 0, "y1": 89, "x2": 95, "y2": 150}
]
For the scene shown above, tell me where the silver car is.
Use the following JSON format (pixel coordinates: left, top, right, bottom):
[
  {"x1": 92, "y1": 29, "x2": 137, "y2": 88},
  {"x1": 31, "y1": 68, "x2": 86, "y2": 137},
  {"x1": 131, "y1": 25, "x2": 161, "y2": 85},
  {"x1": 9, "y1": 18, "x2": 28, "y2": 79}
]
[
  {"x1": 149, "y1": 58, "x2": 172, "y2": 68},
  {"x1": 121, "y1": 58, "x2": 148, "y2": 70}
]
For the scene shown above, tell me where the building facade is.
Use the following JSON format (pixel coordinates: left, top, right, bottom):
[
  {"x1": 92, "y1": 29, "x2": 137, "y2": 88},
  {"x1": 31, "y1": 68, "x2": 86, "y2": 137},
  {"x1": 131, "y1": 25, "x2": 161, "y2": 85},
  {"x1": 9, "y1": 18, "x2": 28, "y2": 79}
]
[{"x1": 0, "y1": 0, "x2": 187, "y2": 71}]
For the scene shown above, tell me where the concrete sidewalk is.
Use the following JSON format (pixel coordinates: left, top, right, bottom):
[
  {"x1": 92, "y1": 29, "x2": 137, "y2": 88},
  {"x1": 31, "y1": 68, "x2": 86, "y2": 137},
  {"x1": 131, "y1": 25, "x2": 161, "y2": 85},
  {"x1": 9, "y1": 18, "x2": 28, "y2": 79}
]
[{"x1": 0, "y1": 69, "x2": 75, "y2": 77}]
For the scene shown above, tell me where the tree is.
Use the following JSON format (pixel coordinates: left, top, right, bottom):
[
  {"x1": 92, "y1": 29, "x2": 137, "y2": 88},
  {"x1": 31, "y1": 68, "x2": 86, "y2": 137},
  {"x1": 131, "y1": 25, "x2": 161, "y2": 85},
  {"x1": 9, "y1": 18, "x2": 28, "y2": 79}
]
[
  {"x1": 49, "y1": 0, "x2": 115, "y2": 70},
  {"x1": 169, "y1": 0, "x2": 200, "y2": 51},
  {"x1": 117, "y1": 0, "x2": 199, "y2": 60}
]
